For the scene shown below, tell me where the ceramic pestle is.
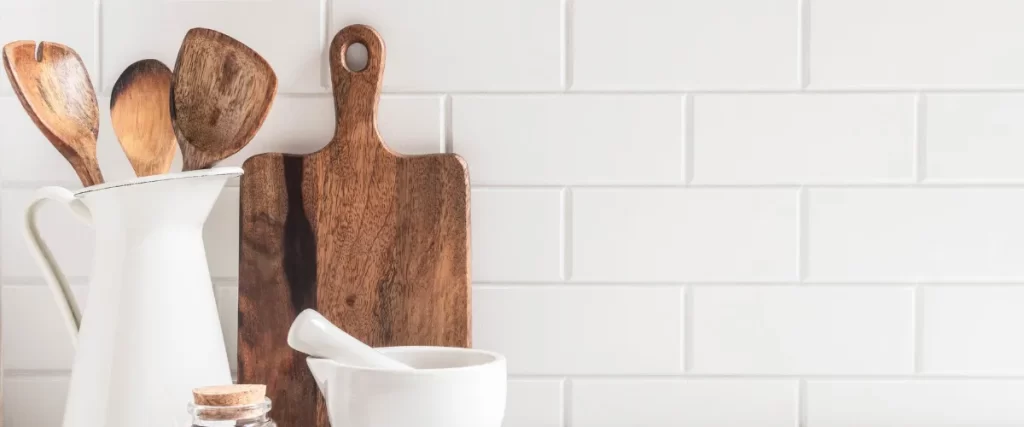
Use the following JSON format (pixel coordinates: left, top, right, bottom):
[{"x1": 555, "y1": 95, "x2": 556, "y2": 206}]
[{"x1": 287, "y1": 309, "x2": 413, "y2": 370}]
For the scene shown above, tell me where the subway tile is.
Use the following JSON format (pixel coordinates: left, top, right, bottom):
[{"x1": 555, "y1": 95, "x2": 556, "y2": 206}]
[
  {"x1": 691, "y1": 286, "x2": 914, "y2": 374},
  {"x1": 572, "y1": 189, "x2": 798, "y2": 282},
  {"x1": 473, "y1": 286, "x2": 683, "y2": 375},
  {"x1": 807, "y1": 380, "x2": 1024, "y2": 427},
  {"x1": 0, "y1": 0, "x2": 97, "y2": 95},
  {"x1": 333, "y1": 0, "x2": 562, "y2": 92},
  {"x1": 102, "y1": 0, "x2": 322, "y2": 93},
  {"x1": 504, "y1": 379, "x2": 564, "y2": 427},
  {"x1": 807, "y1": 189, "x2": 1024, "y2": 282},
  {"x1": 926, "y1": 94, "x2": 1024, "y2": 181},
  {"x1": 572, "y1": 379, "x2": 798, "y2": 427},
  {"x1": 4, "y1": 376, "x2": 70, "y2": 427},
  {"x1": 204, "y1": 188, "x2": 239, "y2": 278},
  {"x1": 1, "y1": 189, "x2": 94, "y2": 278},
  {"x1": 920, "y1": 286, "x2": 1024, "y2": 374},
  {"x1": 2, "y1": 285, "x2": 87, "y2": 371},
  {"x1": 247, "y1": 95, "x2": 444, "y2": 157},
  {"x1": 573, "y1": 0, "x2": 798, "y2": 90},
  {"x1": 471, "y1": 189, "x2": 563, "y2": 282},
  {"x1": 453, "y1": 95, "x2": 683, "y2": 185},
  {"x1": 214, "y1": 285, "x2": 239, "y2": 373},
  {"x1": 2, "y1": 96, "x2": 140, "y2": 184},
  {"x1": 810, "y1": 0, "x2": 1024, "y2": 88},
  {"x1": 692, "y1": 94, "x2": 915, "y2": 184}
]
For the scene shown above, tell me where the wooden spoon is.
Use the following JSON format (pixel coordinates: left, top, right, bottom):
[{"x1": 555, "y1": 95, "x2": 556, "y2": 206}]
[
  {"x1": 171, "y1": 28, "x2": 277, "y2": 171},
  {"x1": 3, "y1": 40, "x2": 103, "y2": 186},
  {"x1": 110, "y1": 59, "x2": 176, "y2": 177}
]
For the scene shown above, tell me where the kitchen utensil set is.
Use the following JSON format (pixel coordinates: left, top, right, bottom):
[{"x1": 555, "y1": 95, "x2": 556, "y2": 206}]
[
  {"x1": 5, "y1": 23, "x2": 486, "y2": 427},
  {"x1": 3, "y1": 28, "x2": 277, "y2": 183}
]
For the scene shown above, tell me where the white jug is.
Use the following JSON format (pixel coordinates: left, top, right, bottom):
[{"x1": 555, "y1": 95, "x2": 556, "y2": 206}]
[{"x1": 23, "y1": 168, "x2": 241, "y2": 427}]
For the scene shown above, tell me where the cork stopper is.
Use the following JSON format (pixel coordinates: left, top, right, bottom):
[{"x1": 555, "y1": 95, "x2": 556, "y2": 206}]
[
  {"x1": 193, "y1": 384, "x2": 266, "y2": 406},
  {"x1": 191, "y1": 384, "x2": 269, "y2": 421}
]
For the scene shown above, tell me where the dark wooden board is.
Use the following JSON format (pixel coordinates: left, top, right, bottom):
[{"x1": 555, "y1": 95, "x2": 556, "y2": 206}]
[{"x1": 237, "y1": 24, "x2": 470, "y2": 427}]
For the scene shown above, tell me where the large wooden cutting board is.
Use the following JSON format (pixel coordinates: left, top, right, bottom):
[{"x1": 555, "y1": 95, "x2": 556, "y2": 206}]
[{"x1": 237, "y1": 24, "x2": 470, "y2": 427}]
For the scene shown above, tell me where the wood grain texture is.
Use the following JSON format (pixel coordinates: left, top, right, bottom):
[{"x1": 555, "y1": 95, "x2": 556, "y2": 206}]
[
  {"x1": 111, "y1": 59, "x2": 176, "y2": 177},
  {"x1": 3, "y1": 40, "x2": 103, "y2": 186},
  {"x1": 171, "y1": 28, "x2": 277, "y2": 171},
  {"x1": 238, "y1": 24, "x2": 470, "y2": 427}
]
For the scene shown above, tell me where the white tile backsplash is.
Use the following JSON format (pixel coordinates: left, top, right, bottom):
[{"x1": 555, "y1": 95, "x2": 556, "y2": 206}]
[
  {"x1": 452, "y1": 95, "x2": 684, "y2": 185},
  {"x1": 691, "y1": 286, "x2": 915, "y2": 375},
  {"x1": 810, "y1": 0, "x2": 1024, "y2": 88},
  {"x1": 807, "y1": 189, "x2": 1024, "y2": 282},
  {"x1": 920, "y1": 286, "x2": 1024, "y2": 374},
  {"x1": 572, "y1": 0, "x2": 798, "y2": 90},
  {"x1": 470, "y1": 189, "x2": 563, "y2": 282},
  {"x1": 807, "y1": 380, "x2": 1024, "y2": 427},
  {"x1": 572, "y1": 189, "x2": 799, "y2": 282},
  {"x1": 472, "y1": 286, "x2": 683, "y2": 375},
  {"x1": 333, "y1": 0, "x2": 562, "y2": 92},
  {"x1": 571, "y1": 379, "x2": 799, "y2": 427},
  {"x1": 8, "y1": 1, "x2": 1024, "y2": 426},
  {"x1": 692, "y1": 94, "x2": 916, "y2": 184}
]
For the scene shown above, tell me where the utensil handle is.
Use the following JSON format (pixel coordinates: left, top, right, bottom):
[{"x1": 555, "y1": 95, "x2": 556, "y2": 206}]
[
  {"x1": 329, "y1": 24, "x2": 385, "y2": 146},
  {"x1": 23, "y1": 186, "x2": 92, "y2": 347}
]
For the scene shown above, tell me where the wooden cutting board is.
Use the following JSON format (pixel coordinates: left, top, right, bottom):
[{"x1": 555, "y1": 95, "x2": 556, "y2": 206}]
[{"x1": 237, "y1": 24, "x2": 470, "y2": 427}]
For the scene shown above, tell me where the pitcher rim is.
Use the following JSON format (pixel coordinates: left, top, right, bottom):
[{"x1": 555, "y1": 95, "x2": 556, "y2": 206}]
[{"x1": 73, "y1": 167, "x2": 244, "y2": 196}]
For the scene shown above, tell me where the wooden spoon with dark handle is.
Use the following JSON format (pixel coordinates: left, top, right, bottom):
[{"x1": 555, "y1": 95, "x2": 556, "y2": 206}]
[
  {"x1": 3, "y1": 40, "x2": 103, "y2": 186},
  {"x1": 171, "y1": 28, "x2": 277, "y2": 171},
  {"x1": 110, "y1": 59, "x2": 177, "y2": 177}
]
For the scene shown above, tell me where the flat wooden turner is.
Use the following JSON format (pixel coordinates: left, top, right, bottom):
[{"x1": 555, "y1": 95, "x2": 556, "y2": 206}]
[{"x1": 237, "y1": 24, "x2": 470, "y2": 427}]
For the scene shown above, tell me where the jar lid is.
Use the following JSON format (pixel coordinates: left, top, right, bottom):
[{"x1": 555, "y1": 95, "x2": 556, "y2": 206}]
[
  {"x1": 190, "y1": 384, "x2": 270, "y2": 421},
  {"x1": 193, "y1": 384, "x2": 266, "y2": 406}
]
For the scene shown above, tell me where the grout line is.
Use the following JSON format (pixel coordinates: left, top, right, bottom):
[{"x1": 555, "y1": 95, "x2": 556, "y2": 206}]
[
  {"x1": 444, "y1": 95, "x2": 453, "y2": 153},
  {"x1": 562, "y1": 188, "x2": 573, "y2": 281},
  {"x1": 94, "y1": 0, "x2": 103, "y2": 93},
  {"x1": 4, "y1": 370, "x2": 70, "y2": 378},
  {"x1": 14, "y1": 88, "x2": 1024, "y2": 98},
  {"x1": 682, "y1": 286, "x2": 694, "y2": 373},
  {"x1": 9, "y1": 279, "x2": 1024, "y2": 287},
  {"x1": 914, "y1": 284, "x2": 924, "y2": 374},
  {"x1": 798, "y1": 187, "x2": 809, "y2": 282},
  {"x1": 683, "y1": 95, "x2": 695, "y2": 184},
  {"x1": 320, "y1": 0, "x2": 331, "y2": 90},
  {"x1": 16, "y1": 181, "x2": 1024, "y2": 190},
  {"x1": 437, "y1": 371, "x2": 1024, "y2": 380},
  {"x1": 562, "y1": 0, "x2": 574, "y2": 91},
  {"x1": 798, "y1": 0, "x2": 811, "y2": 89},
  {"x1": 563, "y1": 377, "x2": 572, "y2": 427},
  {"x1": 798, "y1": 379, "x2": 808, "y2": 427},
  {"x1": 915, "y1": 93, "x2": 928, "y2": 183}
]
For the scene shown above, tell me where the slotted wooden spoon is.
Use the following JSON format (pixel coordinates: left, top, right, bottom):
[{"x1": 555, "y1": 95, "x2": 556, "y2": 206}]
[
  {"x1": 3, "y1": 40, "x2": 103, "y2": 186},
  {"x1": 171, "y1": 28, "x2": 277, "y2": 171}
]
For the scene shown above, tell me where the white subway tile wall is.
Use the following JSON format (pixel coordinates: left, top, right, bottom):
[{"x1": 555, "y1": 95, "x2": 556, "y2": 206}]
[{"x1": 4, "y1": 0, "x2": 1024, "y2": 426}]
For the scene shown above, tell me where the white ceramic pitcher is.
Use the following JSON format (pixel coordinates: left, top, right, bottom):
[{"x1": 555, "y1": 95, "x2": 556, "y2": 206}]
[{"x1": 23, "y1": 168, "x2": 241, "y2": 427}]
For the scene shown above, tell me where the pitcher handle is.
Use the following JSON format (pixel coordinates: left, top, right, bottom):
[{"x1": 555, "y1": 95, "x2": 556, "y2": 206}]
[{"x1": 23, "y1": 186, "x2": 92, "y2": 347}]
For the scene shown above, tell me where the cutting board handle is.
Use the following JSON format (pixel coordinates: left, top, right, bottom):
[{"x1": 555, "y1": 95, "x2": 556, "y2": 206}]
[{"x1": 329, "y1": 24, "x2": 385, "y2": 149}]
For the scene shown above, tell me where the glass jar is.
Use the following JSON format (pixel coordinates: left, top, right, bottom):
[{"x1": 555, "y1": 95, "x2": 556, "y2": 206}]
[{"x1": 188, "y1": 397, "x2": 276, "y2": 427}]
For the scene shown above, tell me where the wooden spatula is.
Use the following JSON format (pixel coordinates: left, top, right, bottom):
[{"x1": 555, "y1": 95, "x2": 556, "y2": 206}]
[
  {"x1": 171, "y1": 28, "x2": 277, "y2": 171},
  {"x1": 3, "y1": 41, "x2": 103, "y2": 186},
  {"x1": 237, "y1": 24, "x2": 470, "y2": 427}
]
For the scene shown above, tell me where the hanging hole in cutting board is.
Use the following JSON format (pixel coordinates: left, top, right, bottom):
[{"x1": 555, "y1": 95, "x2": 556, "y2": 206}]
[{"x1": 344, "y1": 42, "x2": 368, "y2": 72}]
